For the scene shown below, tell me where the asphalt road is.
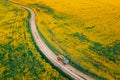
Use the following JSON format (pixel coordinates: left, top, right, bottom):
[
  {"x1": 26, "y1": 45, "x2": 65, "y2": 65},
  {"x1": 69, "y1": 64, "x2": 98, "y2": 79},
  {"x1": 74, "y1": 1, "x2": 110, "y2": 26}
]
[{"x1": 13, "y1": 3, "x2": 94, "y2": 80}]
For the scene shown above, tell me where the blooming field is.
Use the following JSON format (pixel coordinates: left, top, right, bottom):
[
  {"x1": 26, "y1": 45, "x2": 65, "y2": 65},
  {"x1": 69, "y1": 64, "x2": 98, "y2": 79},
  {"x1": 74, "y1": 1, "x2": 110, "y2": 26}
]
[
  {"x1": 0, "y1": 0, "x2": 68, "y2": 80},
  {"x1": 11, "y1": 0, "x2": 120, "y2": 80}
]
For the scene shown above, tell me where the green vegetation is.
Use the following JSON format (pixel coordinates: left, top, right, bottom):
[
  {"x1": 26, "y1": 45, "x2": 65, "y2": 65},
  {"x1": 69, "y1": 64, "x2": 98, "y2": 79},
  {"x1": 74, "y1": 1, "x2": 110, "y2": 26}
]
[
  {"x1": 0, "y1": 0, "x2": 68, "y2": 80},
  {"x1": 10, "y1": 0, "x2": 120, "y2": 80},
  {"x1": 29, "y1": 3, "x2": 120, "y2": 80}
]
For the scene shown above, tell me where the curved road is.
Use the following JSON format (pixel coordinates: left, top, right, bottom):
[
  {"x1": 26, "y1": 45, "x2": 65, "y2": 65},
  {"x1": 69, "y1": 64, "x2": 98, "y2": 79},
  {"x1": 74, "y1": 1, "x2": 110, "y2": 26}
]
[{"x1": 12, "y1": 2, "x2": 94, "y2": 80}]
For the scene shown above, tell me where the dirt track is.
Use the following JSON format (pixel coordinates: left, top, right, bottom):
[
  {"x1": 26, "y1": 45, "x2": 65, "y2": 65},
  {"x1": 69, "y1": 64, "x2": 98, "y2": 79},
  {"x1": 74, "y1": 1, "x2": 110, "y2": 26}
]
[{"x1": 13, "y1": 3, "x2": 94, "y2": 80}]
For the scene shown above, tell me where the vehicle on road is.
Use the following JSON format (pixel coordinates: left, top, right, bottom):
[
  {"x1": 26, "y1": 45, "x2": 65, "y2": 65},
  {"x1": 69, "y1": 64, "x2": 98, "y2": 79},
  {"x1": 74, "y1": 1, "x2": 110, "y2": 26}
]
[{"x1": 57, "y1": 55, "x2": 69, "y2": 64}]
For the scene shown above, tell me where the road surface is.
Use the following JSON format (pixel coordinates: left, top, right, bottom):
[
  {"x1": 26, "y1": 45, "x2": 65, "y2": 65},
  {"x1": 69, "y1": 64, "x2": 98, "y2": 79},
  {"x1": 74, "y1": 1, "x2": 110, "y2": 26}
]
[{"x1": 12, "y1": 2, "x2": 94, "y2": 80}]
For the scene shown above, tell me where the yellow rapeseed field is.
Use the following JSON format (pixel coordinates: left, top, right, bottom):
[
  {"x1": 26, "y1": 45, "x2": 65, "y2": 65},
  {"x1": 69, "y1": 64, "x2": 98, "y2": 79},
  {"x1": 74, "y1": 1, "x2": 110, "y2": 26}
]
[
  {"x1": 11, "y1": 0, "x2": 120, "y2": 80},
  {"x1": 0, "y1": 0, "x2": 68, "y2": 80}
]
